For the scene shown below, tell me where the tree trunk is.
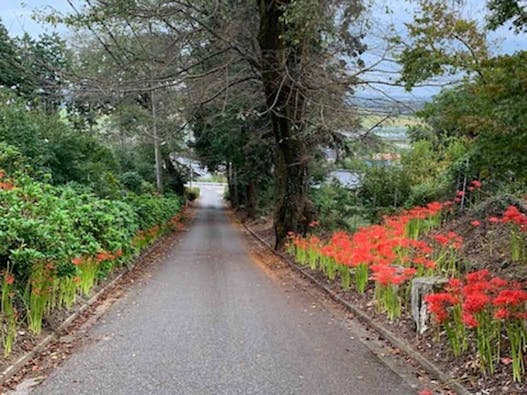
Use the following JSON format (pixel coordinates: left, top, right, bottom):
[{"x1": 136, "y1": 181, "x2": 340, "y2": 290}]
[
  {"x1": 257, "y1": 0, "x2": 310, "y2": 249},
  {"x1": 246, "y1": 180, "x2": 257, "y2": 219}
]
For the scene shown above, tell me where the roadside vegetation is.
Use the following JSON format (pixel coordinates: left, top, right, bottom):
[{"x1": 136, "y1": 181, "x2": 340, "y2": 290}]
[{"x1": 0, "y1": 24, "x2": 187, "y2": 357}]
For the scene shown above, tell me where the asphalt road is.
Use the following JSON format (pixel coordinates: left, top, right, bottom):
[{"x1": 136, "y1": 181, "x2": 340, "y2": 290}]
[{"x1": 33, "y1": 185, "x2": 415, "y2": 395}]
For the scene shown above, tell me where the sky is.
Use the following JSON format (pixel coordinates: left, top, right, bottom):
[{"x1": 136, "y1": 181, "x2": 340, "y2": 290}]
[{"x1": 1, "y1": 0, "x2": 526, "y2": 101}]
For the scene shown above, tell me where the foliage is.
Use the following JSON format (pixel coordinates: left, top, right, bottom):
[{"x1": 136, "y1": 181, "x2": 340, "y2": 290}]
[
  {"x1": 310, "y1": 184, "x2": 368, "y2": 232},
  {"x1": 417, "y1": 52, "x2": 527, "y2": 186},
  {"x1": 192, "y1": 103, "x2": 273, "y2": 216},
  {"x1": 358, "y1": 165, "x2": 412, "y2": 221},
  {"x1": 0, "y1": 20, "x2": 70, "y2": 109},
  {"x1": 119, "y1": 171, "x2": 146, "y2": 194},
  {"x1": 184, "y1": 187, "x2": 200, "y2": 202},
  {"x1": 396, "y1": 0, "x2": 488, "y2": 90},
  {"x1": 398, "y1": 1, "x2": 527, "y2": 191},
  {"x1": 0, "y1": 149, "x2": 183, "y2": 346},
  {"x1": 486, "y1": 0, "x2": 527, "y2": 33},
  {"x1": 0, "y1": 89, "x2": 120, "y2": 193},
  {"x1": 401, "y1": 137, "x2": 467, "y2": 206}
]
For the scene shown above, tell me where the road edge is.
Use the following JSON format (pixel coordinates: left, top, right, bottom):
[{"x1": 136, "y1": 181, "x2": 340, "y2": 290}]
[{"x1": 241, "y1": 222, "x2": 472, "y2": 395}]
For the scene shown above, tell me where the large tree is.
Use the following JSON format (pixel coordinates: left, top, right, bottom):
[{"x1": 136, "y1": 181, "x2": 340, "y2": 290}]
[
  {"x1": 255, "y1": 0, "x2": 365, "y2": 246},
  {"x1": 398, "y1": 0, "x2": 527, "y2": 186}
]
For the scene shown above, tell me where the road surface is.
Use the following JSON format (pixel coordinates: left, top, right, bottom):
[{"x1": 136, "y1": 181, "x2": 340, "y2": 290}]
[{"x1": 33, "y1": 184, "x2": 414, "y2": 394}]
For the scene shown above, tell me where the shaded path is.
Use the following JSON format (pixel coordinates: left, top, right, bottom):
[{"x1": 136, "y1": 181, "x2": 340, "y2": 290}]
[{"x1": 33, "y1": 185, "x2": 414, "y2": 394}]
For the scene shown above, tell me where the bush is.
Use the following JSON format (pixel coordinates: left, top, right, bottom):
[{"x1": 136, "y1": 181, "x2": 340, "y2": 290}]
[
  {"x1": 358, "y1": 166, "x2": 412, "y2": 222},
  {"x1": 119, "y1": 171, "x2": 145, "y2": 194},
  {"x1": 407, "y1": 180, "x2": 451, "y2": 207},
  {"x1": 311, "y1": 184, "x2": 368, "y2": 231},
  {"x1": 184, "y1": 187, "x2": 200, "y2": 202},
  {"x1": 124, "y1": 193, "x2": 182, "y2": 230},
  {"x1": 0, "y1": 157, "x2": 184, "y2": 344}
]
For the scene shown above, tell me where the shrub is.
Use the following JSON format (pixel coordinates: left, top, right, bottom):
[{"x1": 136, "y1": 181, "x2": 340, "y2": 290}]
[
  {"x1": 119, "y1": 171, "x2": 145, "y2": 194},
  {"x1": 0, "y1": 163, "x2": 184, "y2": 344},
  {"x1": 184, "y1": 187, "x2": 200, "y2": 202},
  {"x1": 311, "y1": 183, "x2": 368, "y2": 231},
  {"x1": 358, "y1": 166, "x2": 412, "y2": 222}
]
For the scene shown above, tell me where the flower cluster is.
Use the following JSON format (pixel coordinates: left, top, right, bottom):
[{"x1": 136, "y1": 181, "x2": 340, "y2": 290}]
[
  {"x1": 488, "y1": 205, "x2": 527, "y2": 263},
  {"x1": 426, "y1": 270, "x2": 527, "y2": 379},
  {"x1": 454, "y1": 179, "x2": 483, "y2": 203},
  {"x1": 501, "y1": 205, "x2": 527, "y2": 231},
  {"x1": 288, "y1": 202, "x2": 447, "y2": 317}
]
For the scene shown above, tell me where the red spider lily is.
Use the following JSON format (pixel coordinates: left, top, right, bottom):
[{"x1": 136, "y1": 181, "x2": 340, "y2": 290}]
[
  {"x1": 501, "y1": 205, "x2": 527, "y2": 230},
  {"x1": 471, "y1": 180, "x2": 482, "y2": 189},
  {"x1": 470, "y1": 220, "x2": 481, "y2": 227},
  {"x1": 462, "y1": 311, "x2": 479, "y2": 328},
  {"x1": 412, "y1": 256, "x2": 436, "y2": 269},
  {"x1": 433, "y1": 234, "x2": 449, "y2": 245},
  {"x1": 493, "y1": 289, "x2": 527, "y2": 307},
  {"x1": 495, "y1": 308, "x2": 511, "y2": 320},
  {"x1": 447, "y1": 278, "x2": 462, "y2": 291},
  {"x1": 465, "y1": 269, "x2": 490, "y2": 283},
  {"x1": 370, "y1": 265, "x2": 416, "y2": 286},
  {"x1": 72, "y1": 257, "x2": 83, "y2": 266},
  {"x1": 456, "y1": 190, "x2": 465, "y2": 197},
  {"x1": 433, "y1": 232, "x2": 463, "y2": 249},
  {"x1": 4, "y1": 274, "x2": 14, "y2": 285},
  {"x1": 489, "y1": 277, "x2": 508, "y2": 289},
  {"x1": 425, "y1": 292, "x2": 459, "y2": 323},
  {"x1": 419, "y1": 389, "x2": 433, "y2": 395},
  {"x1": 0, "y1": 182, "x2": 14, "y2": 190},
  {"x1": 488, "y1": 216, "x2": 500, "y2": 224},
  {"x1": 96, "y1": 251, "x2": 111, "y2": 263},
  {"x1": 308, "y1": 220, "x2": 319, "y2": 228},
  {"x1": 463, "y1": 292, "x2": 491, "y2": 314}
]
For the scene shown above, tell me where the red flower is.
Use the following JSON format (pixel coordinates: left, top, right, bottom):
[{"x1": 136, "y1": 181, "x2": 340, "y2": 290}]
[
  {"x1": 425, "y1": 292, "x2": 458, "y2": 323},
  {"x1": 493, "y1": 289, "x2": 527, "y2": 307},
  {"x1": 72, "y1": 257, "x2": 83, "y2": 266},
  {"x1": 470, "y1": 220, "x2": 481, "y2": 227},
  {"x1": 433, "y1": 234, "x2": 449, "y2": 245},
  {"x1": 462, "y1": 312, "x2": 478, "y2": 328},
  {"x1": 488, "y1": 216, "x2": 500, "y2": 223},
  {"x1": 447, "y1": 278, "x2": 462, "y2": 291},
  {"x1": 308, "y1": 220, "x2": 319, "y2": 228},
  {"x1": 465, "y1": 269, "x2": 490, "y2": 283},
  {"x1": 463, "y1": 292, "x2": 490, "y2": 313},
  {"x1": 489, "y1": 277, "x2": 508, "y2": 289},
  {"x1": 495, "y1": 308, "x2": 511, "y2": 320},
  {"x1": 470, "y1": 180, "x2": 482, "y2": 189}
]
